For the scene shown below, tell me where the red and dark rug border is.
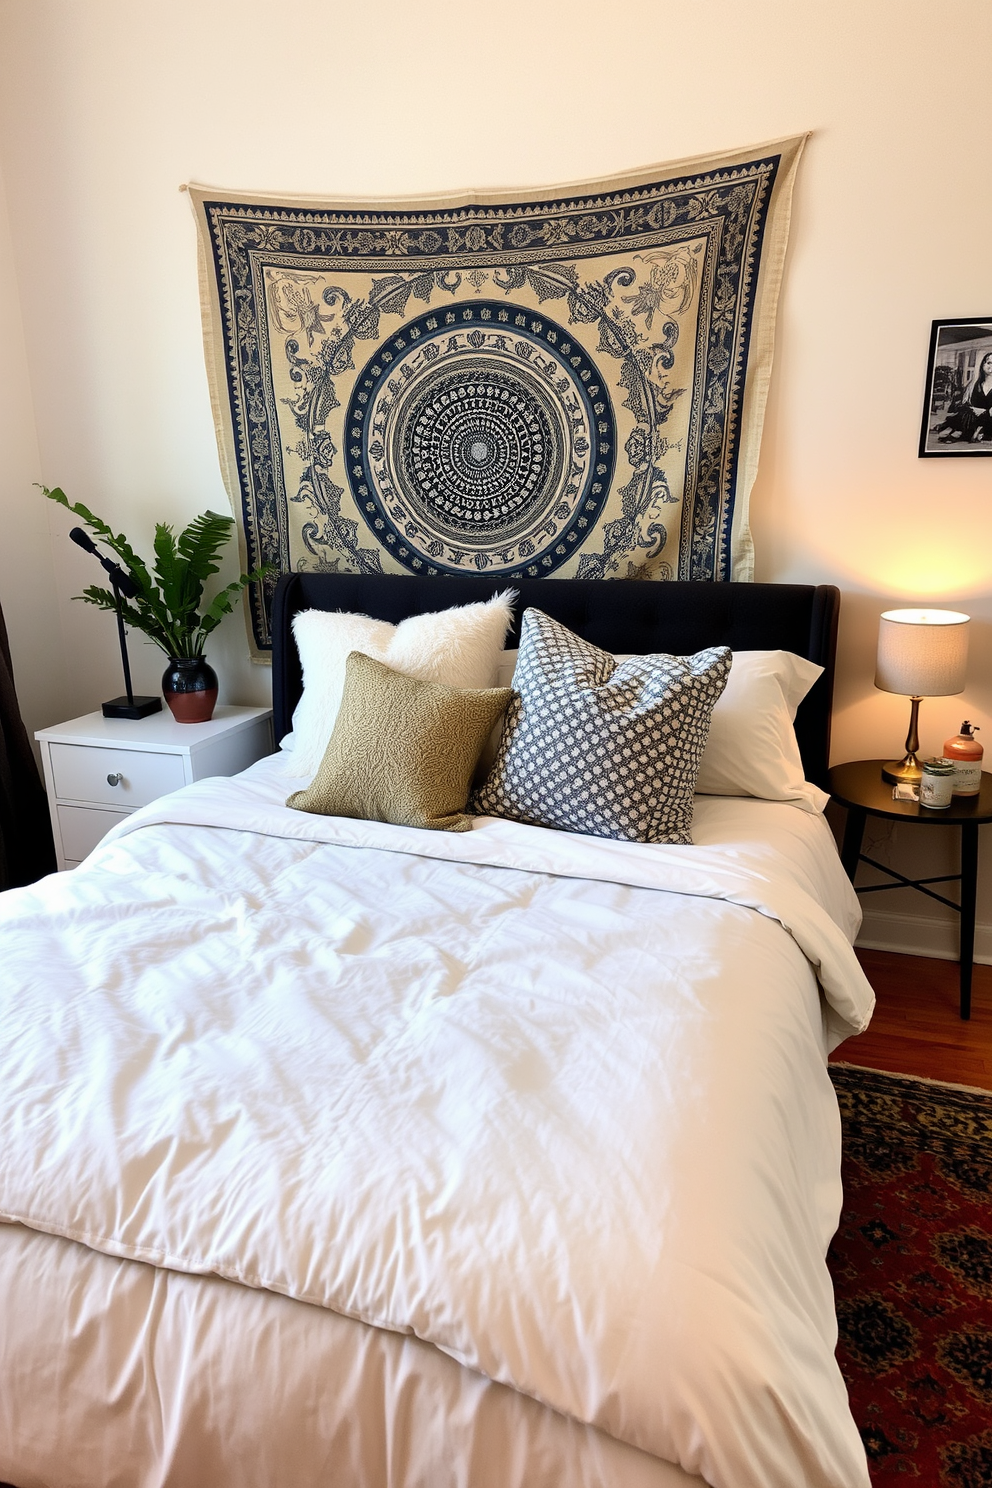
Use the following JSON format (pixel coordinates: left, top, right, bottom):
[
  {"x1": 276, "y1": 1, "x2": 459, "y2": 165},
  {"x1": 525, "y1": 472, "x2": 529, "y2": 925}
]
[{"x1": 828, "y1": 1062, "x2": 992, "y2": 1486}]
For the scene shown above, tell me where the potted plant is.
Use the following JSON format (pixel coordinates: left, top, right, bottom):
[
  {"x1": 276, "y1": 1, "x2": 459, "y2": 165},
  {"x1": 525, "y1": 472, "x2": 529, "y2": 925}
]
[{"x1": 42, "y1": 486, "x2": 273, "y2": 723}]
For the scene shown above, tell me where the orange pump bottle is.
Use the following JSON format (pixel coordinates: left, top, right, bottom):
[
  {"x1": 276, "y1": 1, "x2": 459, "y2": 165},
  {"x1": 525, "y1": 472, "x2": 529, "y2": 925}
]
[{"x1": 942, "y1": 720, "x2": 983, "y2": 796}]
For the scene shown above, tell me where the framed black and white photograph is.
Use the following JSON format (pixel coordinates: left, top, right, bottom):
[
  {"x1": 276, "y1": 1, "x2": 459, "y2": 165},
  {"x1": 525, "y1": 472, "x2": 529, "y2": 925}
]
[{"x1": 919, "y1": 317, "x2": 992, "y2": 456}]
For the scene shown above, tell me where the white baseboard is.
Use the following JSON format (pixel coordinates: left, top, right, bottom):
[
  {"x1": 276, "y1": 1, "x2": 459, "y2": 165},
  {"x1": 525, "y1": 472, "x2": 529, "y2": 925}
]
[{"x1": 856, "y1": 908, "x2": 992, "y2": 965}]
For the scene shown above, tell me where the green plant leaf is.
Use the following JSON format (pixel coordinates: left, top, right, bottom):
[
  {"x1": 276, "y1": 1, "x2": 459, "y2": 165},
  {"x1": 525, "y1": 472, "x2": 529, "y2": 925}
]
[
  {"x1": 196, "y1": 563, "x2": 275, "y2": 640},
  {"x1": 40, "y1": 485, "x2": 272, "y2": 659},
  {"x1": 76, "y1": 583, "x2": 177, "y2": 653},
  {"x1": 178, "y1": 511, "x2": 235, "y2": 582},
  {"x1": 153, "y1": 523, "x2": 200, "y2": 630},
  {"x1": 40, "y1": 485, "x2": 158, "y2": 598}
]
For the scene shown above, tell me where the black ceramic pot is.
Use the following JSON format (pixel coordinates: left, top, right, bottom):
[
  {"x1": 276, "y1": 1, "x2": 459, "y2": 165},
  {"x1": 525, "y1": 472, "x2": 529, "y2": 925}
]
[{"x1": 162, "y1": 656, "x2": 218, "y2": 724}]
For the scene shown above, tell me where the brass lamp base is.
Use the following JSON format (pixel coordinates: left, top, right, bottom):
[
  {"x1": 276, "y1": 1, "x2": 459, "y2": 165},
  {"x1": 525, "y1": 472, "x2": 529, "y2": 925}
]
[
  {"x1": 881, "y1": 695, "x2": 924, "y2": 785},
  {"x1": 881, "y1": 754, "x2": 923, "y2": 785}
]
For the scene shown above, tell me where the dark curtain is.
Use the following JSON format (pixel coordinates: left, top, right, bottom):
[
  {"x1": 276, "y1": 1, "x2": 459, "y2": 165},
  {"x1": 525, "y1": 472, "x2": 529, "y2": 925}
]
[{"x1": 0, "y1": 599, "x2": 56, "y2": 889}]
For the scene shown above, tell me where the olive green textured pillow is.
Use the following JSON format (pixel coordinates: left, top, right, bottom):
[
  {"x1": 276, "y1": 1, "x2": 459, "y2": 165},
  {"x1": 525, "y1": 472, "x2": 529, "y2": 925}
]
[{"x1": 287, "y1": 651, "x2": 513, "y2": 832}]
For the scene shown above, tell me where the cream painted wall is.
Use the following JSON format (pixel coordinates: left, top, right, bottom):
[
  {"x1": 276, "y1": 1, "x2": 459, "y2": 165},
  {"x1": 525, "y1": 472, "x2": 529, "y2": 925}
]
[
  {"x1": 0, "y1": 152, "x2": 67, "y2": 741},
  {"x1": 0, "y1": 0, "x2": 989, "y2": 951}
]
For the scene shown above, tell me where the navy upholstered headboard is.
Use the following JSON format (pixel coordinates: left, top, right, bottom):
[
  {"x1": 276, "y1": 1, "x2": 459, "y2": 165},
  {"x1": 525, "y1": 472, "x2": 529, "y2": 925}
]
[{"x1": 270, "y1": 575, "x2": 839, "y2": 788}]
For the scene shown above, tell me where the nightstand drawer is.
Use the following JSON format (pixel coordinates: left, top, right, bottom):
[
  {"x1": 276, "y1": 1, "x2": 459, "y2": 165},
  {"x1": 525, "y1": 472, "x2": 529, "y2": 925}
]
[
  {"x1": 38, "y1": 706, "x2": 273, "y2": 872},
  {"x1": 49, "y1": 743, "x2": 186, "y2": 807},
  {"x1": 57, "y1": 805, "x2": 131, "y2": 861}
]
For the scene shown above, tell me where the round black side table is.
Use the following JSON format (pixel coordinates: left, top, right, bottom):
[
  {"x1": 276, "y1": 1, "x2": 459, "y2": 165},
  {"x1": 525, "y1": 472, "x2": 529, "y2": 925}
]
[{"x1": 828, "y1": 760, "x2": 992, "y2": 1020}]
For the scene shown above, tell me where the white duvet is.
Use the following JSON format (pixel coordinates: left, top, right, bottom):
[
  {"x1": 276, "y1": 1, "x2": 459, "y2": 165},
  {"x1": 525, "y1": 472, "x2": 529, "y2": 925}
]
[{"x1": 0, "y1": 759, "x2": 874, "y2": 1488}]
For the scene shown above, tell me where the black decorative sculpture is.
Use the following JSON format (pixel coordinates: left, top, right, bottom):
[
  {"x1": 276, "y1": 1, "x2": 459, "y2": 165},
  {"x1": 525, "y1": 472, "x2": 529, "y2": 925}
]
[{"x1": 69, "y1": 527, "x2": 162, "y2": 719}]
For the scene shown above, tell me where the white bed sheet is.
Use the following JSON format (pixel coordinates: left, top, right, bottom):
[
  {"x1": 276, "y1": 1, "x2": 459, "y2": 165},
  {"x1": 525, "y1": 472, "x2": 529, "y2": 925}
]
[{"x1": 0, "y1": 758, "x2": 874, "y2": 1488}]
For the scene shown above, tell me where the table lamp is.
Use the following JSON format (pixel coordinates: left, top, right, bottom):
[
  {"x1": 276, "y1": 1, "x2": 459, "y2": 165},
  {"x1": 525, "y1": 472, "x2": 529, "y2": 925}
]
[{"x1": 875, "y1": 608, "x2": 970, "y2": 785}]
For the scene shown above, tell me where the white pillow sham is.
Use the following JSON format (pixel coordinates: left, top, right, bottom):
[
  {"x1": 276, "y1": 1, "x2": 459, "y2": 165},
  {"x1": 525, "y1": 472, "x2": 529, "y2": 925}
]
[
  {"x1": 285, "y1": 591, "x2": 516, "y2": 780},
  {"x1": 694, "y1": 649, "x2": 828, "y2": 812},
  {"x1": 495, "y1": 646, "x2": 828, "y2": 813}
]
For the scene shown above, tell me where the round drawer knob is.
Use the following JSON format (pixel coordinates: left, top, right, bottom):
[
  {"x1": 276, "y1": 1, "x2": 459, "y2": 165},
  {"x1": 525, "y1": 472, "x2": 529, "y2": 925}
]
[{"x1": 106, "y1": 772, "x2": 123, "y2": 787}]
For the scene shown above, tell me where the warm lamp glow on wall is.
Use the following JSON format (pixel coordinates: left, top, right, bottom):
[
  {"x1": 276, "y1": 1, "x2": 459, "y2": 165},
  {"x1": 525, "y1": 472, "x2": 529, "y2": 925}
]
[{"x1": 875, "y1": 609, "x2": 970, "y2": 784}]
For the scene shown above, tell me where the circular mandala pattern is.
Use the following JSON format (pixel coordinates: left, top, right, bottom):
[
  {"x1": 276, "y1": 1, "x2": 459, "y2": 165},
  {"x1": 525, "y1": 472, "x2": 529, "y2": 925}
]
[
  {"x1": 395, "y1": 359, "x2": 564, "y2": 540},
  {"x1": 345, "y1": 300, "x2": 615, "y2": 576}
]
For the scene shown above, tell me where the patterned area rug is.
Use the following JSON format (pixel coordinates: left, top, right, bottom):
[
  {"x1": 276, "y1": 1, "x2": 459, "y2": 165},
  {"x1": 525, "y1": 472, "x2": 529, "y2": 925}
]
[
  {"x1": 829, "y1": 1064, "x2": 992, "y2": 1485},
  {"x1": 188, "y1": 138, "x2": 805, "y2": 656}
]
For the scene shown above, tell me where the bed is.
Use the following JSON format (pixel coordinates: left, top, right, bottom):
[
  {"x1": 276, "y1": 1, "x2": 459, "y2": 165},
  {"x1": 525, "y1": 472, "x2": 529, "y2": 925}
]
[{"x1": 0, "y1": 574, "x2": 874, "y2": 1488}]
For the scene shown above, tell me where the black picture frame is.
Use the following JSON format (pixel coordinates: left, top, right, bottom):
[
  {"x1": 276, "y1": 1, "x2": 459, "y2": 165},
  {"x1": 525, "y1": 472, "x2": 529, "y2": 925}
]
[{"x1": 919, "y1": 317, "x2": 992, "y2": 456}]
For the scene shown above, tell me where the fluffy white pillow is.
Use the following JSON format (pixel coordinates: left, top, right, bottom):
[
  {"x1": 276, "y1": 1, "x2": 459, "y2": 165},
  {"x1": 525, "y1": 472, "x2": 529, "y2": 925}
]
[
  {"x1": 494, "y1": 645, "x2": 828, "y2": 812},
  {"x1": 285, "y1": 591, "x2": 516, "y2": 780}
]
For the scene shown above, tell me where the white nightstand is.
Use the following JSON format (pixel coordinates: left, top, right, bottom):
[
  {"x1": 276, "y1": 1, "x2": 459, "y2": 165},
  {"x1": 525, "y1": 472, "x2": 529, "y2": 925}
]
[{"x1": 36, "y1": 706, "x2": 274, "y2": 870}]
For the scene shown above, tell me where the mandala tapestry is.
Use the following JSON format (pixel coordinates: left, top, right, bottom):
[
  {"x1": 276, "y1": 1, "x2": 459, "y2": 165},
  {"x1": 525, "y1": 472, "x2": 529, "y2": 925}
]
[{"x1": 189, "y1": 137, "x2": 806, "y2": 657}]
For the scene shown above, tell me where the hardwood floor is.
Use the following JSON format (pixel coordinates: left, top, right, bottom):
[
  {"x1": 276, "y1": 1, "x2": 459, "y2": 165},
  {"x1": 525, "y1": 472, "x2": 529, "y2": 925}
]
[{"x1": 829, "y1": 949, "x2": 992, "y2": 1090}]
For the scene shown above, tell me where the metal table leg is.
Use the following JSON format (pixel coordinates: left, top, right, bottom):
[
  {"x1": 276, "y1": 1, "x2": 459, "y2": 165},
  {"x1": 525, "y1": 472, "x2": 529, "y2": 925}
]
[
  {"x1": 960, "y1": 822, "x2": 979, "y2": 1021},
  {"x1": 840, "y1": 806, "x2": 867, "y2": 884}
]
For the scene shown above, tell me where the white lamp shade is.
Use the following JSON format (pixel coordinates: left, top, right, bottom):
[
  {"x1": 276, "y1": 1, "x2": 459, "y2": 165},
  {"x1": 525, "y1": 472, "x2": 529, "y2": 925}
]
[{"x1": 875, "y1": 609, "x2": 970, "y2": 697}]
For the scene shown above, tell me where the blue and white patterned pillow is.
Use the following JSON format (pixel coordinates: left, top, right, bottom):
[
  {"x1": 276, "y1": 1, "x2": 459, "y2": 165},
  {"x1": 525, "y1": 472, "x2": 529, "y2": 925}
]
[{"x1": 472, "y1": 609, "x2": 731, "y2": 844}]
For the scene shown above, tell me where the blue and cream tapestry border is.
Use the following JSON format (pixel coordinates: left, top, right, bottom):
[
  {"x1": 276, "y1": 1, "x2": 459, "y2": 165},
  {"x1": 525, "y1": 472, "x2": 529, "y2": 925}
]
[{"x1": 189, "y1": 137, "x2": 806, "y2": 657}]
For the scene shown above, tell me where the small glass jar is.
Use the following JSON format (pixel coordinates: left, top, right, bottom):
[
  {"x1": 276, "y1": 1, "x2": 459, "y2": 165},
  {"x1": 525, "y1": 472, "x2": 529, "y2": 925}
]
[{"x1": 919, "y1": 757, "x2": 955, "y2": 809}]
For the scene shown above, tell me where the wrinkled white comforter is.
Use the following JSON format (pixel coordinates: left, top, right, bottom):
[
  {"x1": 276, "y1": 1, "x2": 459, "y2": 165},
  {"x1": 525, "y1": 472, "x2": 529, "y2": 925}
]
[{"x1": 0, "y1": 761, "x2": 873, "y2": 1488}]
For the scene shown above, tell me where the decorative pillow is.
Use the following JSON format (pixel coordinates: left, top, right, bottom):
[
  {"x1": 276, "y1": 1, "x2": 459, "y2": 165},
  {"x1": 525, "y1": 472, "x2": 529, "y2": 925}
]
[
  {"x1": 494, "y1": 645, "x2": 827, "y2": 811},
  {"x1": 694, "y1": 650, "x2": 829, "y2": 812},
  {"x1": 473, "y1": 610, "x2": 731, "y2": 844},
  {"x1": 287, "y1": 652, "x2": 513, "y2": 833},
  {"x1": 284, "y1": 591, "x2": 515, "y2": 779}
]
